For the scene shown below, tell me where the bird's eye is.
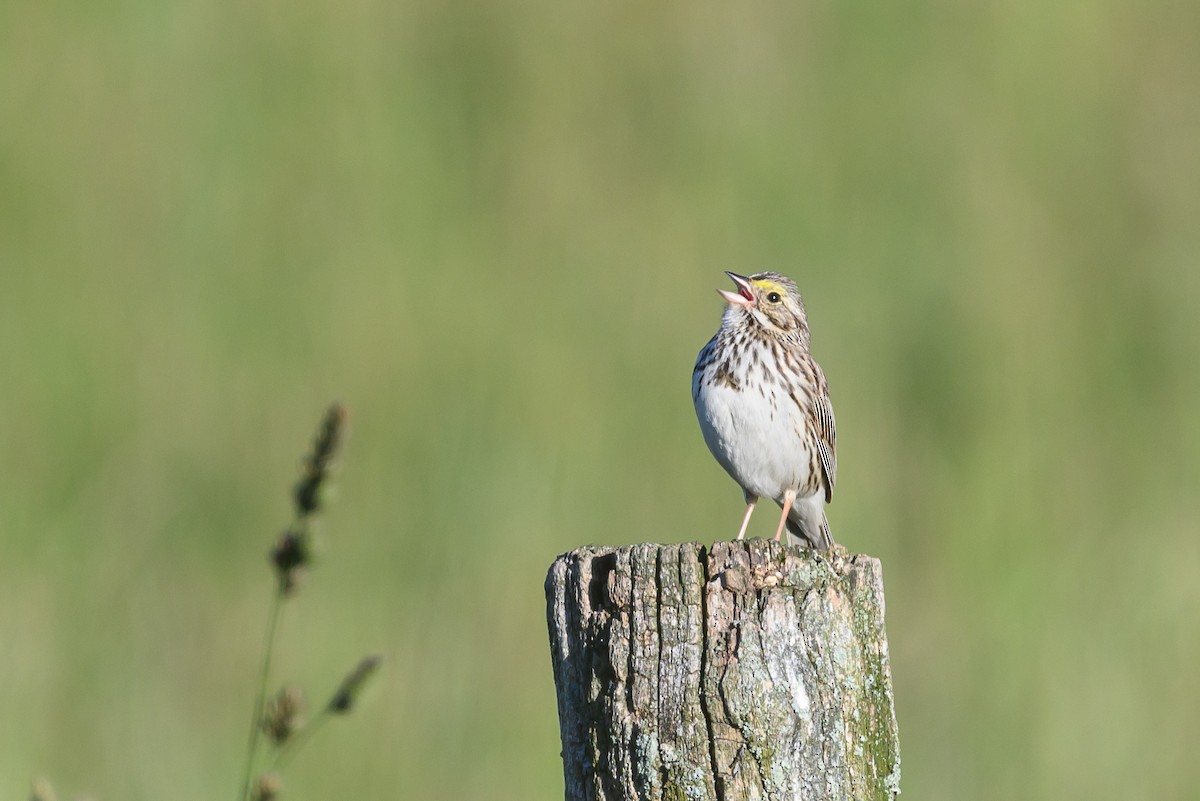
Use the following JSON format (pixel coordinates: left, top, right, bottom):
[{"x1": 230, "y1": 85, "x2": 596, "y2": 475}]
[{"x1": 767, "y1": 292, "x2": 782, "y2": 303}]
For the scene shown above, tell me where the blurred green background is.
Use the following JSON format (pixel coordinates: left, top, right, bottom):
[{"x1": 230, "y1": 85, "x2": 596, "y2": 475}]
[{"x1": 3, "y1": 0, "x2": 1199, "y2": 799}]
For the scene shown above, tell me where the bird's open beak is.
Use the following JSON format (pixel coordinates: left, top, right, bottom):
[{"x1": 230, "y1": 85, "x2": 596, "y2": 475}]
[{"x1": 718, "y1": 272, "x2": 756, "y2": 307}]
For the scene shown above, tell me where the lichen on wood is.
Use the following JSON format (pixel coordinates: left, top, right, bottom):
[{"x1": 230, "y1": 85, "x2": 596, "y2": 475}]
[{"x1": 545, "y1": 540, "x2": 900, "y2": 801}]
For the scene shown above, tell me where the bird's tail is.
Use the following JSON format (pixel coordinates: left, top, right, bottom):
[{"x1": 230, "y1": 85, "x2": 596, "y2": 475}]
[{"x1": 785, "y1": 508, "x2": 835, "y2": 551}]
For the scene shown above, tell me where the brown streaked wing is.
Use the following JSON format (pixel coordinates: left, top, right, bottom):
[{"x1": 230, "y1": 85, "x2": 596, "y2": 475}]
[{"x1": 814, "y1": 391, "x2": 837, "y2": 502}]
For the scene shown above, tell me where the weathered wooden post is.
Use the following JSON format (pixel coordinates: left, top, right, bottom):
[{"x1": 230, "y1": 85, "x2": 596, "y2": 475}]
[{"x1": 545, "y1": 539, "x2": 900, "y2": 801}]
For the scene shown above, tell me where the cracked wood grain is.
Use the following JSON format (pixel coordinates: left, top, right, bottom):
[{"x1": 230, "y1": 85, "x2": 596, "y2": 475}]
[{"x1": 546, "y1": 540, "x2": 900, "y2": 801}]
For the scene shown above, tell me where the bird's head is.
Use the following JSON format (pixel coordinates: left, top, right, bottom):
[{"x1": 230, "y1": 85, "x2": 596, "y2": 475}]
[{"x1": 719, "y1": 271, "x2": 810, "y2": 339}]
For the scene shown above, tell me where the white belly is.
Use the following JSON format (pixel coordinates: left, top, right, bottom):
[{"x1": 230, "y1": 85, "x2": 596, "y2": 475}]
[{"x1": 694, "y1": 378, "x2": 815, "y2": 503}]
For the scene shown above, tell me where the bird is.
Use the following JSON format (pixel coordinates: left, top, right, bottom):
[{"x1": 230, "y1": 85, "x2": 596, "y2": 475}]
[{"x1": 692, "y1": 271, "x2": 837, "y2": 550}]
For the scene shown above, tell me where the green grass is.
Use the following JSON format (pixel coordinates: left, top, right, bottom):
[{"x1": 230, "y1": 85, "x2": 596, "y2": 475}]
[{"x1": 3, "y1": 1, "x2": 1200, "y2": 799}]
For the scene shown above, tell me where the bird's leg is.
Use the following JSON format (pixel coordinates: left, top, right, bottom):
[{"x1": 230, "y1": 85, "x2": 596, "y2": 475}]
[
  {"x1": 735, "y1": 495, "x2": 758, "y2": 540},
  {"x1": 773, "y1": 489, "x2": 797, "y2": 542}
]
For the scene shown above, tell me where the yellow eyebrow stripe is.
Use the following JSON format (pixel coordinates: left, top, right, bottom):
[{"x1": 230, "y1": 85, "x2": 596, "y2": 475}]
[{"x1": 751, "y1": 279, "x2": 786, "y2": 296}]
